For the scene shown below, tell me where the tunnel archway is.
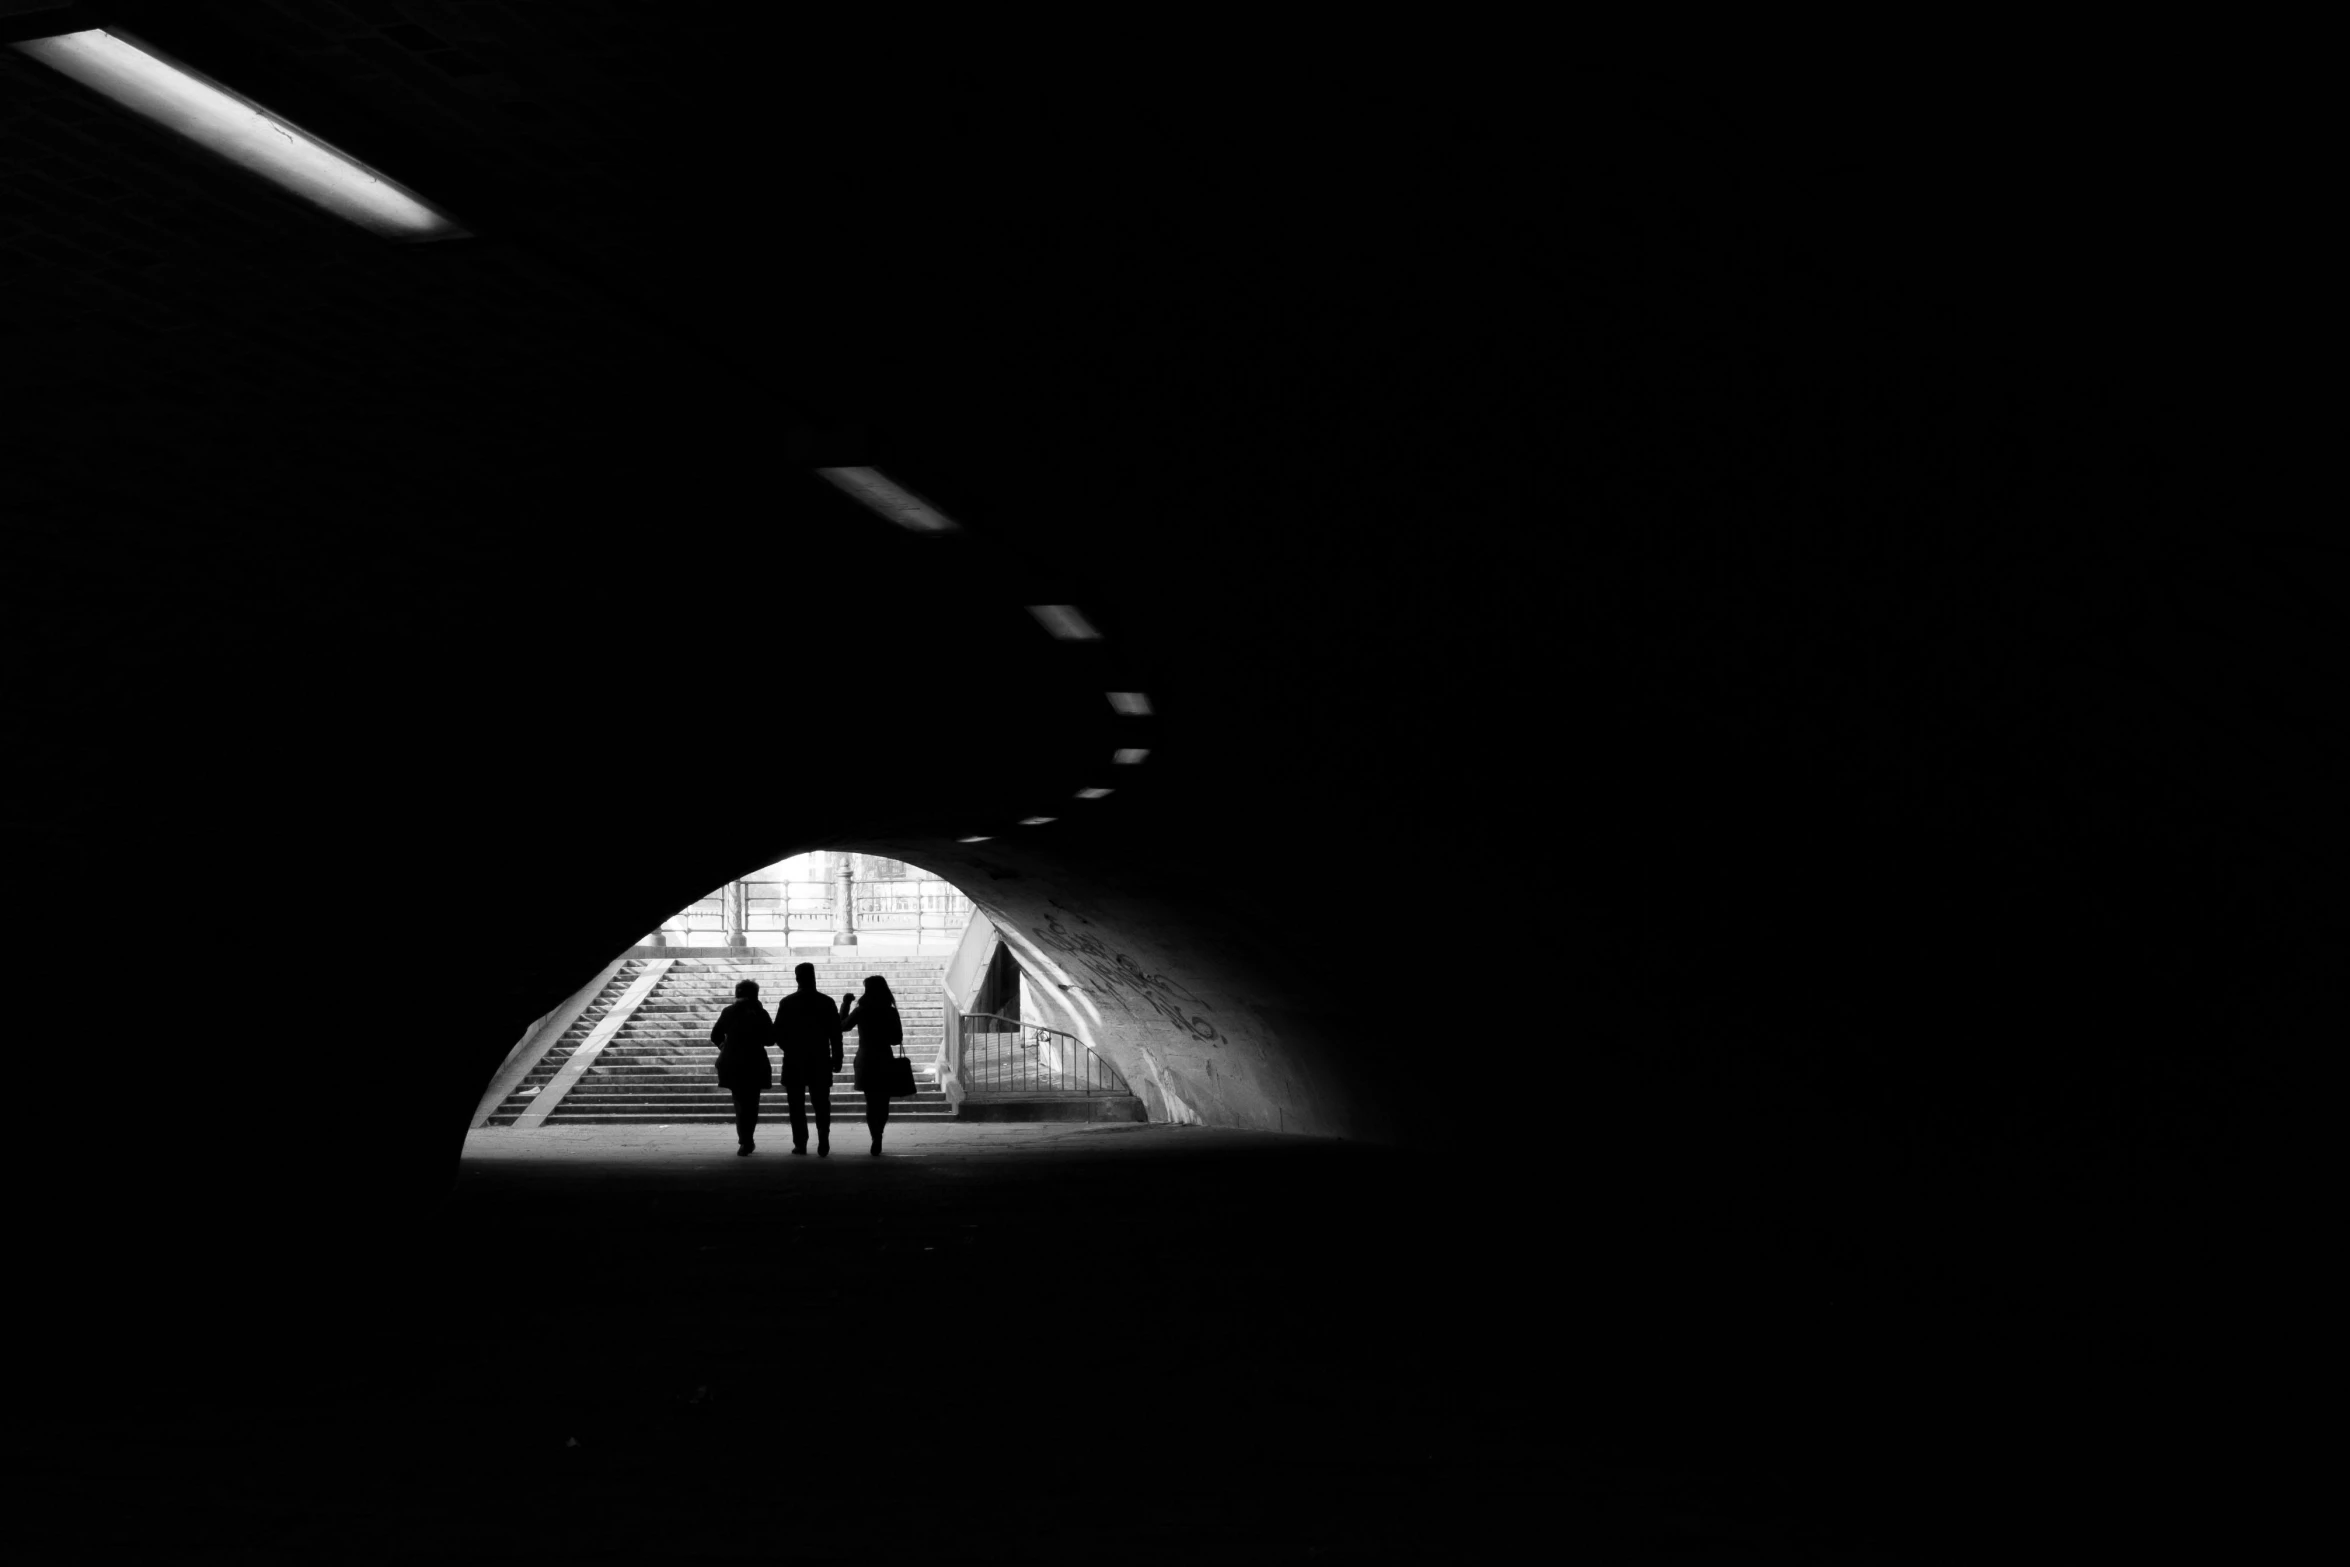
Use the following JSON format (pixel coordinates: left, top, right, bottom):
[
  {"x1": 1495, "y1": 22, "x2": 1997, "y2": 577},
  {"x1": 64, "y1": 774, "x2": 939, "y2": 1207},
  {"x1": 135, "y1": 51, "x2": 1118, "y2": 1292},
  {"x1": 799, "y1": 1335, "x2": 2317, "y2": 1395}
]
[{"x1": 467, "y1": 840, "x2": 1372, "y2": 1144}]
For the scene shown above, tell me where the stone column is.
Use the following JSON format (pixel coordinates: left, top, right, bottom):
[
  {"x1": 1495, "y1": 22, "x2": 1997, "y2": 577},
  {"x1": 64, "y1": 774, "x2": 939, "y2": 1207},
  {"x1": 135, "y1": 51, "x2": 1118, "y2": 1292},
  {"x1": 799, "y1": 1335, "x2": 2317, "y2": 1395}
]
[
  {"x1": 725, "y1": 880, "x2": 747, "y2": 948},
  {"x1": 834, "y1": 860, "x2": 857, "y2": 947}
]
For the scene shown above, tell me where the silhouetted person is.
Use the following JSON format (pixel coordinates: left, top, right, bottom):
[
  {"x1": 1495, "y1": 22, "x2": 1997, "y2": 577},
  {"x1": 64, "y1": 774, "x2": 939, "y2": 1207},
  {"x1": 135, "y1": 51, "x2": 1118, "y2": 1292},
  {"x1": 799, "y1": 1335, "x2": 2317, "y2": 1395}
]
[
  {"x1": 773, "y1": 960, "x2": 846, "y2": 1156},
  {"x1": 840, "y1": 975, "x2": 904, "y2": 1155},
  {"x1": 710, "y1": 978, "x2": 774, "y2": 1157}
]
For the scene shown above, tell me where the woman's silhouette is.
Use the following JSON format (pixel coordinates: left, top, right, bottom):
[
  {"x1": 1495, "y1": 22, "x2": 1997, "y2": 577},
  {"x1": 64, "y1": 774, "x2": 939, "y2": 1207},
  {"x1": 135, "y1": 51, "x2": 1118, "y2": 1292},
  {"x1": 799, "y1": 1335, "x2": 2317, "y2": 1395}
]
[
  {"x1": 710, "y1": 978, "x2": 774, "y2": 1156},
  {"x1": 839, "y1": 975, "x2": 902, "y2": 1155}
]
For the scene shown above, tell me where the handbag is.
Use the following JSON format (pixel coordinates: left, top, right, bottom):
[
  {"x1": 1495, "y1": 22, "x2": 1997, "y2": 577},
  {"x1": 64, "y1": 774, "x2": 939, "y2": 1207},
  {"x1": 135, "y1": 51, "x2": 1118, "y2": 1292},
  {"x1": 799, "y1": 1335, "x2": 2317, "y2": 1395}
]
[{"x1": 888, "y1": 1042, "x2": 918, "y2": 1099}]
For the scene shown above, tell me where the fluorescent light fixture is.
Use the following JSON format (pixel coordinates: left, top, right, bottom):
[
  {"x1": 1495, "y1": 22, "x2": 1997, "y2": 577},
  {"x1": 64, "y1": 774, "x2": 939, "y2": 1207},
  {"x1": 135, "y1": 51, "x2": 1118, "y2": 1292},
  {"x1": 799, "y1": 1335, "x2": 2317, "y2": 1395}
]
[
  {"x1": 1106, "y1": 692, "x2": 1152, "y2": 716},
  {"x1": 1074, "y1": 788, "x2": 1114, "y2": 800},
  {"x1": 817, "y1": 467, "x2": 960, "y2": 533},
  {"x1": 957, "y1": 835, "x2": 991, "y2": 843},
  {"x1": 1113, "y1": 748, "x2": 1150, "y2": 765},
  {"x1": 12, "y1": 30, "x2": 466, "y2": 241},
  {"x1": 1026, "y1": 605, "x2": 1101, "y2": 640},
  {"x1": 1018, "y1": 816, "x2": 1057, "y2": 826}
]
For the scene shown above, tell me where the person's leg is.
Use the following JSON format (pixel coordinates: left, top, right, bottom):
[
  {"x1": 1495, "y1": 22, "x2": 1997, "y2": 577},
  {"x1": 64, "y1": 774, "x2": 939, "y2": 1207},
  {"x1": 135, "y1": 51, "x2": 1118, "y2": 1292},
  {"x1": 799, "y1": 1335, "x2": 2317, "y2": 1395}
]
[
  {"x1": 812, "y1": 1079, "x2": 832, "y2": 1155},
  {"x1": 786, "y1": 1081, "x2": 809, "y2": 1151},
  {"x1": 732, "y1": 1088, "x2": 758, "y2": 1152},
  {"x1": 866, "y1": 1091, "x2": 888, "y2": 1153}
]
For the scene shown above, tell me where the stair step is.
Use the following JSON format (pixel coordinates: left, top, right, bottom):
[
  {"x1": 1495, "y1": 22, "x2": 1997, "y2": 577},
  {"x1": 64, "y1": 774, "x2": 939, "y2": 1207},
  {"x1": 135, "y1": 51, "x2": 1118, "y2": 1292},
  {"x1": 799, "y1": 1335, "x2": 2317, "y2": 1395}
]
[
  {"x1": 626, "y1": 1007, "x2": 943, "y2": 1016},
  {"x1": 541, "y1": 1113, "x2": 961, "y2": 1124},
  {"x1": 549, "y1": 1108, "x2": 953, "y2": 1119},
  {"x1": 612, "y1": 1043, "x2": 945, "y2": 1052},
  {"x1": 571, "y1": 1081, "x2": 944, "y2": 1091},
  {"x1": 655, "y1": 987, "x2": 946, "y2": 993},
  {"x1": 583, "y1": 1053, "x2": 945, "y2": 1064},
  {"x1": 634, "y1": 1006, "x2": 944, "y2": 1014},
  {"x1": 632, "y1": 1016, "x2": 944, "y2": 1023},
  {"x1": 551, "y1": 1105, "x2": 947, "y2": 1114},
  {"x1": 549, "y1": 1099, "x2": 949, "y2": 1109},
  {"x1": 582, "y1": 1059, "x2": 940, "y2": 1070},
  {"x1": 579, "y1": 1074, "x2": 945, "y2": 1084},
  {"x1": 546, "y1": 1107, "x2": 962, "y2": 1115},
  {"x1": 501, "y1": 959, "x2": 970, "y2": 1122},
  {"x1": 664, "y1": 958, "x2": 951, "y2": 964},
  {"x1": 609, "y1": 1041, "x2": 945, "y2": 1050},
  {"x1": 553, "y1": 1092, "x2": 940, "y2": 1102},
  {"x1": 619, "y1": 1020, "x2": 943, "y2": 1029},
  {"x1": 574, "y1": 1079, "x2": 942, "y2": 1090},
  {"x1": 596, "y1": 1059, "x2": 945, "y2": 1068},
  {"x1": 488, "y1": 1106, "x2": 973, "y2": 1125},
  {"x1": 602, "y1": 1044, "x2": 944, "y2": 1055}
]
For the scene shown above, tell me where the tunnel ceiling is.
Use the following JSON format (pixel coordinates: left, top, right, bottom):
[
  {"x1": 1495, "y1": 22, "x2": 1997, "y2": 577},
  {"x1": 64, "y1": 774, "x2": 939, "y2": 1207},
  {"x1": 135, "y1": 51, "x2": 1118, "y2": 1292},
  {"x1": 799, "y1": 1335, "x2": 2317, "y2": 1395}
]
[{"x1": 3, "y1": 5, "x2": 2336, "y2": 1051}]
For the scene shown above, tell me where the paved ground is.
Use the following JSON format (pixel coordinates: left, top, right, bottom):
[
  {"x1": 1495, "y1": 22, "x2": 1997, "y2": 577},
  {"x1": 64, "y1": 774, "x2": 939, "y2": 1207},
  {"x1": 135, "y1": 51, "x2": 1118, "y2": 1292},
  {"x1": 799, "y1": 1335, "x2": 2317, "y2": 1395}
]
[
  {"x1": 459, "y1": 1119, "x2": 1130, "y2": 1163},
  {"x1": 9, "y1": 1122, "x2": 2242, "y2": 1562}
]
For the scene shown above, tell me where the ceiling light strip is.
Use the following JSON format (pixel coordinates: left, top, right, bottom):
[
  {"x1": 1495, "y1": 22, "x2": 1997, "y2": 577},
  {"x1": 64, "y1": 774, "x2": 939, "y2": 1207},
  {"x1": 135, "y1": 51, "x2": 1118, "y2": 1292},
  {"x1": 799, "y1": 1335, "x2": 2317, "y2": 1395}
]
[
  {"x1": 1026, "y1": 605, "x2": 1101, "y2": 640},
  {"x1": 12, "y1": 30, "x2": 466, "y2": 240},
  {"x1": 817, "y1": 467, "x2": 960, "y2": 533}
]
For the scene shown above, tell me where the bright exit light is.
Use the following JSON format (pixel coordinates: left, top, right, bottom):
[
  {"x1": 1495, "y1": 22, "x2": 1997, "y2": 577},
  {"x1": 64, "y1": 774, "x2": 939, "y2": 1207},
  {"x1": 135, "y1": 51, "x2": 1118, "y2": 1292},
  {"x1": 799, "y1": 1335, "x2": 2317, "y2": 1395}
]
[
  {"x1": 957, "y1": 835, "x2": 991, "y2": 843},
  {"x1": 1106, "y1": 692, "x2": 1152, "y2": 716},
  {"x1": 817, "y1": 467, "x2": 960, "y2": 533},
  {"x1": 12, "y1": 30, "x2": 466, "y2": 241},
  {"x1": 1018, "y1": 816, "x2": 1057, "y2": 826},
  {"x1": 1026, "y1": 605, "x2": 1101, "y2": 640},
  {"x1": 1075, "y1": 788, "x2": 1114, "y2": 800},
  {"x1": 1113, "y1": 748, "x2": 1150, "y2": 765}
]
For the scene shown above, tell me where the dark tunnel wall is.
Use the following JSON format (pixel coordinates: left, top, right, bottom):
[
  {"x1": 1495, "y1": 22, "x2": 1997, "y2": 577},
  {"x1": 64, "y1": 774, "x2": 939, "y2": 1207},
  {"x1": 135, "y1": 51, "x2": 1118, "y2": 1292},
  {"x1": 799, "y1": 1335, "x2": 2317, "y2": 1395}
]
[
  {"x1": 2, "y1": 10, "x2": 2333, "y2": 1497},
  {"x1": 854, "y1": 838, "x2": 1407, "y2": 1143}
]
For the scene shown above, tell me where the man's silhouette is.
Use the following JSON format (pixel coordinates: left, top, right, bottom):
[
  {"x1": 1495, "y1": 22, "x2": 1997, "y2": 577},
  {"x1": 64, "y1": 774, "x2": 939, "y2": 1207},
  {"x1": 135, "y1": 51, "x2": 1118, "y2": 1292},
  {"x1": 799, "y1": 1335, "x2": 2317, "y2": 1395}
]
[{"x1": 772, "y1": 961, "x2": 846, "y2": 1155}]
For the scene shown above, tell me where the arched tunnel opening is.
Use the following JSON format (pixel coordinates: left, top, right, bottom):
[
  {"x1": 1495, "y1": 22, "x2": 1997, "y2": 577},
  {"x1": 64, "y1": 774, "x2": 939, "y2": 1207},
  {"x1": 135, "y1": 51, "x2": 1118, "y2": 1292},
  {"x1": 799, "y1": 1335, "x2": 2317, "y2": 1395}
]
[
  {"x1": 469, "y1": 850, "x2": 1196, "y2": 1135},
  {"x1": 3, "y1": 9, "x2": 2328, "y2": 1560}
]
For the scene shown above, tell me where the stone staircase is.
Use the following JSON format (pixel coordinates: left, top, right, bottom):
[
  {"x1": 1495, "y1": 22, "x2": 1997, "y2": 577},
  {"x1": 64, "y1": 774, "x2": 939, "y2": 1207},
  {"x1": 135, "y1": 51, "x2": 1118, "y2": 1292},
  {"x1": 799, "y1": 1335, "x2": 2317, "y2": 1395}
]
[
  {"x1": 481, "y1": 959, "x2": 653, "y2": 1126},
  {"x1": 485, "y1": 957, "x2": 956, "y2": 1125}
]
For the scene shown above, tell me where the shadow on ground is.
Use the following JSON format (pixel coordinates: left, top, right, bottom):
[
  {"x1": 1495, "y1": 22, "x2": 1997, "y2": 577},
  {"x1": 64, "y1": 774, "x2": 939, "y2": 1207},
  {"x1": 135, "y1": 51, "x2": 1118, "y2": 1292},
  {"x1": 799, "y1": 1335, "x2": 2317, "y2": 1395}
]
[{"x1": 7, "y1": 1122, "x2": 2270, "y2": 1562}]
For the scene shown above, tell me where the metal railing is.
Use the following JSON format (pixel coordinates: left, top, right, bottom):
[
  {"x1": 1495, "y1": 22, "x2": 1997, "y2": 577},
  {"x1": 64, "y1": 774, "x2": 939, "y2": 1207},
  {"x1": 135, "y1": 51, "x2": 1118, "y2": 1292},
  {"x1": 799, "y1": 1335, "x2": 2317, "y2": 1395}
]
[
  {"x1": 958, "y1": 1013, "x2": 1131, "y2": 1097},
  {"x1": 647, "y1": 879, "x2": 975, "y2": 948}
]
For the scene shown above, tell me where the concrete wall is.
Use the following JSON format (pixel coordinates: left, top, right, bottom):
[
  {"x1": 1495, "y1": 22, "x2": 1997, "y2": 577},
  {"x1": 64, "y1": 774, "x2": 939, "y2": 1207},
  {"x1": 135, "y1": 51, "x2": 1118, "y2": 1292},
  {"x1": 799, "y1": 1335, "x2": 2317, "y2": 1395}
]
[{"x1": 837, "y1": 843, "x2": 1395, "y2": 1141}]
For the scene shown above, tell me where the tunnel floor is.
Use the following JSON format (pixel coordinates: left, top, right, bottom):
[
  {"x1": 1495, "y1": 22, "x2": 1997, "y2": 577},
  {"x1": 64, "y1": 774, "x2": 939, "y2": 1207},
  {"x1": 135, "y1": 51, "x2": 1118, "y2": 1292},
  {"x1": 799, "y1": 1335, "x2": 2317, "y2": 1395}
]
[{"x1": 13, "y1": 1121, "x2": 2234, "y2": 1563}]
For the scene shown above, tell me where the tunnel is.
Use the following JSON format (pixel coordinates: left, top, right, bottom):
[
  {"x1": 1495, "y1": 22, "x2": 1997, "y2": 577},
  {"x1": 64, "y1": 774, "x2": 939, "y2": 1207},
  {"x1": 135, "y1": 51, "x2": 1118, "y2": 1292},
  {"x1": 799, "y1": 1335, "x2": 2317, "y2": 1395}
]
[{"x1": 3, "y1": 6, "x2": 2330, "y2": 1560}]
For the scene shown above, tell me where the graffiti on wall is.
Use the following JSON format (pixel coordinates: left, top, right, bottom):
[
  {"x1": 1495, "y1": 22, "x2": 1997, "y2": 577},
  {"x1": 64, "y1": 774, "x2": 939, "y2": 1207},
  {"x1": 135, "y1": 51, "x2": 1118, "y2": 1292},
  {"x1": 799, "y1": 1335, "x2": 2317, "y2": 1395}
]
[{"x1": 1031, "y1": 908, "x2": 1224, "y2": 1045}]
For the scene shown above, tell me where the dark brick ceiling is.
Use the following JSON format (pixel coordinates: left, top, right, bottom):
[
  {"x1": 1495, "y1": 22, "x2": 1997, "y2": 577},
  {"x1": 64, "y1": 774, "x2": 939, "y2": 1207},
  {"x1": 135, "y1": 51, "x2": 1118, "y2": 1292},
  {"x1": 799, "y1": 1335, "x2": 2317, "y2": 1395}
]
[{"x1": 3, "y1": 5, "x2": 2333, "y2": 881}]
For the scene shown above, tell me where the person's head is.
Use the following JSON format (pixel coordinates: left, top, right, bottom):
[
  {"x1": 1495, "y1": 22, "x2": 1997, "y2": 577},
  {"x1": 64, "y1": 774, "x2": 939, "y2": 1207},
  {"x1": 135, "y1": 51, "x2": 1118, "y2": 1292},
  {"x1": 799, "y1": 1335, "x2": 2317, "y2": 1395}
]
[
  {"x1": 794, "y1": 962, "x2": 816, "y2": 989},
  {"x1": 735, "y1": 979, "x2": 759, "y2": 1000},
  {"x1": 863, "y1": 975, "x2": 893, "y2": 1004}
]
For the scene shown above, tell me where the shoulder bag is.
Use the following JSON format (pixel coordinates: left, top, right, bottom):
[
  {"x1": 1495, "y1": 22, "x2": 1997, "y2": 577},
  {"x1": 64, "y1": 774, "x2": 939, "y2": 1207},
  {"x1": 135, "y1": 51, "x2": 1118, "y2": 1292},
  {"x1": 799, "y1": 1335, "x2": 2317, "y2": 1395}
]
[{"x1": 887, "y1": 1010, "x2": 918, "y2": 1098}]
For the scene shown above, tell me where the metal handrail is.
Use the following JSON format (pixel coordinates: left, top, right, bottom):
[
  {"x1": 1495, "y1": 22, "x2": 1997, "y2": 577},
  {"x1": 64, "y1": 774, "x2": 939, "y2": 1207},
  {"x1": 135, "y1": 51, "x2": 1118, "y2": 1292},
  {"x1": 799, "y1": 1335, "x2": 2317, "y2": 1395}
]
[
  {"x1": 957, "y1": 1012, "x2": 1130, "y2": 1097},
  {"x1": 648, "y1": 878, "x2": 975, "y2": 946}
]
